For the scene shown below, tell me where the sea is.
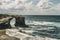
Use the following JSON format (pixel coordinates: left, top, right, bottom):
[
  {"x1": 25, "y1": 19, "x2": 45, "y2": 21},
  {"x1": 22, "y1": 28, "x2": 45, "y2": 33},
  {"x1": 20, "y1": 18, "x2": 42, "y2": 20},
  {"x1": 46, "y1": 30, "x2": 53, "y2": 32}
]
[{"x1": 10, "y1": 15, "x2": 60, "y2": 40}]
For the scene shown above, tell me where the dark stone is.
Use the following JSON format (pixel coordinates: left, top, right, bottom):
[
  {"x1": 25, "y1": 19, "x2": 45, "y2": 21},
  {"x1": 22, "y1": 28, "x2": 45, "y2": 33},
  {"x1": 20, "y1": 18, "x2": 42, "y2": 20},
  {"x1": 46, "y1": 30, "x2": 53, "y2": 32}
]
[
  {"x1": 0, "y1": 14, "x2": 28, "y2": 29},
  {"x1": 0, "y1": 18, "x2": 13, "y2": 29},
  {"x1": 0, "y1": 22, "x2": 11, "y2": 29},
  {"x1": 15, "y1": 16, "x2": 28, "y2": 27}
]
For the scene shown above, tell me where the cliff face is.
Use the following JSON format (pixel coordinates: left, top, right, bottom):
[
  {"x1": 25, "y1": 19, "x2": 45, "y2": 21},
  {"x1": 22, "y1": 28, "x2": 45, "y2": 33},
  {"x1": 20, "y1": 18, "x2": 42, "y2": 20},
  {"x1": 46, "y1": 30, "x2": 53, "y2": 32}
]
[{"x1": 0, "y1": 14, "x2": 28, "y2": 29}]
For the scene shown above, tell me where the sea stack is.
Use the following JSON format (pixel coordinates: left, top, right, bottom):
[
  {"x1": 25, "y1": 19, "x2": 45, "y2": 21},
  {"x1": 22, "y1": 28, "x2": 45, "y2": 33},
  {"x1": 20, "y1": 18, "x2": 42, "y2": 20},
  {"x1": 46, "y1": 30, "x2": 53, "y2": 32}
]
[{"x1": 15, "y1": 16, "x2": 28, "y2": 27}]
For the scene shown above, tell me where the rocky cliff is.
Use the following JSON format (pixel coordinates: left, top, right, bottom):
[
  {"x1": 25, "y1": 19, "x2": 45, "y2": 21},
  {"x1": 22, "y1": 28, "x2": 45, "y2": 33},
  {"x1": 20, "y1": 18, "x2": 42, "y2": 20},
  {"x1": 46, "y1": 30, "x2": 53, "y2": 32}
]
[{"x1": 0, "y1": 14, "x2": 28, "y2": 29}]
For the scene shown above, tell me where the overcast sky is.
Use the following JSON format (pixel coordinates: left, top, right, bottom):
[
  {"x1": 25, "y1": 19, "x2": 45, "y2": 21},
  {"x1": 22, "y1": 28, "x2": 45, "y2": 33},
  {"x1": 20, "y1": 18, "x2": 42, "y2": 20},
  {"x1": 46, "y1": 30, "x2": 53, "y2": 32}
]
[{"x1": 0, "y1": 0, "x2": 60, "y2": 15}]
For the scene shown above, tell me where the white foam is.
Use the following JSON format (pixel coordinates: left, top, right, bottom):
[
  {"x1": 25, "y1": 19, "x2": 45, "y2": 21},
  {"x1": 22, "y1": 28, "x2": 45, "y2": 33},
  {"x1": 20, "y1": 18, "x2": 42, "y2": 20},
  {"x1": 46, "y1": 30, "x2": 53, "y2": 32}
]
[
  {"x1": 10, "y1": 18, "x2": 16, "y2": 27},
  {"x1": 6, "y1": 29, "x2": 59, "y2": 40},
  {"x1": 25, "y1": 20, "x2": 60, "y2": 27}
]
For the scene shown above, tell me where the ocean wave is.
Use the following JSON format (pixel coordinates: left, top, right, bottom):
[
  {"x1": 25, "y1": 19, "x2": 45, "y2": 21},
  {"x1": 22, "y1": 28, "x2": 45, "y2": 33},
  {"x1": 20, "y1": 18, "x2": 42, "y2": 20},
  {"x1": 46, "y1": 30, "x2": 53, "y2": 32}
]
[{"x1": 25, "y1": 20, "x2": 60, "y2": 27}]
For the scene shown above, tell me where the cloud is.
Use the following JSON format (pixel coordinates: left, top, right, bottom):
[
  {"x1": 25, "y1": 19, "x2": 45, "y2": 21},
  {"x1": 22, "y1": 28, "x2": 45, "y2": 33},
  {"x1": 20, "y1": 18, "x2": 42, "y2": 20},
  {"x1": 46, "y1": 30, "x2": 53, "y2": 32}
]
[
  {"x1": 0, "y1": 0, "x2": 60, "y2": 15},
  {"x1": 54, "y1": 3, "x2": 60, "y2": 11}
]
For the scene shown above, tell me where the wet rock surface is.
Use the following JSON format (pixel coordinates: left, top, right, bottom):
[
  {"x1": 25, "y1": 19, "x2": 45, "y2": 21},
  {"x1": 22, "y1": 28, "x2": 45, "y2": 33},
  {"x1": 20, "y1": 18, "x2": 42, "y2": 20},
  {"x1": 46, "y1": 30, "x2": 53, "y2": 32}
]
[
  {"x1": 0, "y1": 29, "x2": 20, "y2": 40},
  {"x1": 0, "y1": 35, "x2": 20, "y2": 40}
]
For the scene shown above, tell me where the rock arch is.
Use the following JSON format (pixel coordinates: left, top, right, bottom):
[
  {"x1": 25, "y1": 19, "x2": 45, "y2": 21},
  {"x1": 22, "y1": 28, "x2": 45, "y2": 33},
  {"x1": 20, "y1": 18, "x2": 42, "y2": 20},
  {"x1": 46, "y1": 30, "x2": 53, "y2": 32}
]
[{"x1": 0, "y1": 14, "x2": 28, "y2": 29}]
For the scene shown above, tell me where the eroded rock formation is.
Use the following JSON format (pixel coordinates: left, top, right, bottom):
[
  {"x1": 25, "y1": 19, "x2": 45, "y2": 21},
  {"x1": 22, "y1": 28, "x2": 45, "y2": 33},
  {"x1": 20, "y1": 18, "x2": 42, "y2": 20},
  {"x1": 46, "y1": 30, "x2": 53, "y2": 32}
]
[
  {"x1": 0, "y1": 14, "x2": 28, "y2": 29},
  {"x1": 0, "y1": 17, "x2": 13, "y2": 29},
  {"x1": 15, "y1": 16, "x2": 28, "y2": 27}
]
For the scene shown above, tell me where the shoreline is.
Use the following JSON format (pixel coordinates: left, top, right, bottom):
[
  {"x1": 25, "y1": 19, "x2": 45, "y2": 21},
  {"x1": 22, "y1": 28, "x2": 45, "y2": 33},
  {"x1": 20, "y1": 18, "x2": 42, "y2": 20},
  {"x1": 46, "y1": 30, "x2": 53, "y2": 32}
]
[
  {"x1": 6, "y1": 28, "x2": 59, "y2": 40},
  {"x1": 0, "y1": 28, "x2": 59, "y2": 40}
]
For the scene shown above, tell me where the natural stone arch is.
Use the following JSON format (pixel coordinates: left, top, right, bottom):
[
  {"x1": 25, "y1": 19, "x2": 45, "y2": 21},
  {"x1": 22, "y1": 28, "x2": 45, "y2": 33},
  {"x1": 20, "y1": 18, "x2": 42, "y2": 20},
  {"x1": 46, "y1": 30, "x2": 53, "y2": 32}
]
[{"x1": 0, "y1": 14, "x2": 28, "y2": 29}]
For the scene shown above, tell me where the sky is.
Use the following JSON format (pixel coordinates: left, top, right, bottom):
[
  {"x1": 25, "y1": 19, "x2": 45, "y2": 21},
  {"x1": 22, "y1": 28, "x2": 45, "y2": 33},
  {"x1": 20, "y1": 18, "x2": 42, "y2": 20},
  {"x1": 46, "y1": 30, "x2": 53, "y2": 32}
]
[{"x1": 0, "y1": 0, "x2": 60, "y2": 15}]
